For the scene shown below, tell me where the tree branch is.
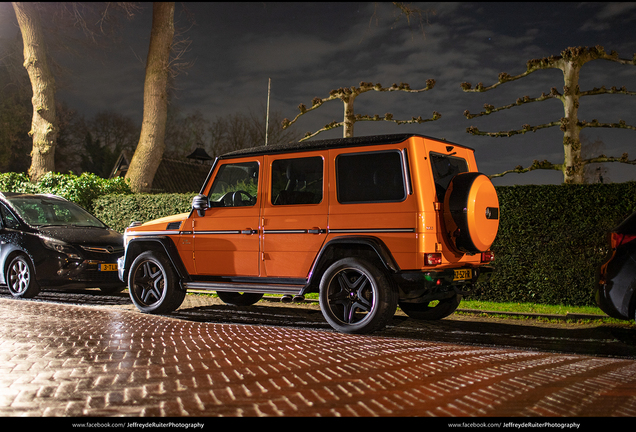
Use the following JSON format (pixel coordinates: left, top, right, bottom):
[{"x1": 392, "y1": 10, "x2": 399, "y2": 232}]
[
  {"x1": 464, "y1": 88, "x2": 562, "y2": 119},
  {"x1": 578, "y1": 119, "x2": 636, "y2": 131},
  {"x1": 466, "y1": 121, "x2": 562, "y2": 137},
  {"x1": 488, "y1": 159, "x2": 563, "y2": 179},
  {"x1": 282, "y1": 80, "x2": 436, "y2": 132}
]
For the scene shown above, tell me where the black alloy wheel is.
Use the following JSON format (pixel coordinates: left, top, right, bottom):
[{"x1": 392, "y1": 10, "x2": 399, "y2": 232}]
[
  {"x1": 319, "y1": 257, "x2": 397, "y2": 334},
  {"x1": 128, "y1": 251, "x2": 185, "y2": 314}
]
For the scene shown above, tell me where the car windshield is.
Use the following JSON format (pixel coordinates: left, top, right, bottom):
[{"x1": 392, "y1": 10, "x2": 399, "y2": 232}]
[{"x1": 7, "y1": 197, "x2": 106, "y2": 228}]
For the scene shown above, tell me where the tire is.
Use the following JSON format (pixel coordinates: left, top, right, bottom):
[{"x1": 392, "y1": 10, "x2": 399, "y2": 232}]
[
  {"x1": 444, "y1": 172, "x2": 499, "y2": 254},
  {"x1": 6, "y1": 254, "x2": 40, "y2": 299},
  {"x1": 399, "y1": 294, "x2": 461, "y2": 320},
  {"x1": 128, "y1": 251, "x2": 186, "y2": 314},
  {"x1": 217, "y1": 291, "x2": 264, "y2": 306},
  {"x1": 319, "y1": 258, "x2": 398, "y2": 334}
]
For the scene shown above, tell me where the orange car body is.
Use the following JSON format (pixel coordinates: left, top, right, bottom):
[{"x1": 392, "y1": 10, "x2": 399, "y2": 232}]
[{"x1": 119, "y1": 134, "x2": 499, "y2": 333}]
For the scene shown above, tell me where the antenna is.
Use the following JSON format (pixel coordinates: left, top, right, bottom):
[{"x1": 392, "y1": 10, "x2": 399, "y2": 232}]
[{"x1": 265, "y1": 78, "x2": 271, "y2": 146}]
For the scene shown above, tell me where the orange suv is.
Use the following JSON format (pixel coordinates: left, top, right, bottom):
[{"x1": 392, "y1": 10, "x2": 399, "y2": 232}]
[{"x1": 118, "y1": 134, "x2": 499, "y2": 334}]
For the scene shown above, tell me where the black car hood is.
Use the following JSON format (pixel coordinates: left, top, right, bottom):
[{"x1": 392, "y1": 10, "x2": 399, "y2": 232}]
[{"x1": 38, "y1": 226, "x2": 123, "y2": 246}]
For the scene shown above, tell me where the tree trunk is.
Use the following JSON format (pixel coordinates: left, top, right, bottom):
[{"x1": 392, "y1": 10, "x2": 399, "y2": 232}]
[
  {"x1": 561, "y1": 60, "x2": 583, "y2": 184},
  {"x1": 12, "y1": 2, "x2": 57, "y2": 181},
  {"x1": 342, "y1": 94, "x2": 356, "y2": 138},
  {"x1": 126, "y1": 2, "x2": 174, "y2": 193}
]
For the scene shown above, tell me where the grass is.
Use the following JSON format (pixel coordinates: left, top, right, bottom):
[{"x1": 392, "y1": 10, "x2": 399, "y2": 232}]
[{"x1": 192, "y1": 292, "x2": 634, "y2": 325}]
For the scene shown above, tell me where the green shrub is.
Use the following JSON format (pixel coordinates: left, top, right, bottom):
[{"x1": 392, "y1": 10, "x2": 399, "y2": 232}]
[{"x1": 0, "y1": 172, "x2": 132, "y2": 212}]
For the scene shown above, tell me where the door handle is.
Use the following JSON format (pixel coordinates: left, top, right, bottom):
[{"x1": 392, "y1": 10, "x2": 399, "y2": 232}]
[
  {"x1": 241, "y1": 229, "x2": 257, "y2": 235},
  {"x1": 307, "y1": 228, "x2": 325, "y2": 234}
]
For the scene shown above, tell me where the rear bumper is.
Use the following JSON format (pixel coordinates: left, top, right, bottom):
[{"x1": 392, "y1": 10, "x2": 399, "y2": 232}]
[{"x1": 394, "y1": 265, "x2": 494, "y2": 300}]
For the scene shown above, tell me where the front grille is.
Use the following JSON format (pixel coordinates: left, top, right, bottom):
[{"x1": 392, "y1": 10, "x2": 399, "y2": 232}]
[{"x1": 80, "y1": 245, "x2": 125, "y2": 254}]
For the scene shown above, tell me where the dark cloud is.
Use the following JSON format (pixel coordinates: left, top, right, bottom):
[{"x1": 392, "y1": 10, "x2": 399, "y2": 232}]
[{"x1": 1, "y1": 2, "x2": 635, "y2": 185}]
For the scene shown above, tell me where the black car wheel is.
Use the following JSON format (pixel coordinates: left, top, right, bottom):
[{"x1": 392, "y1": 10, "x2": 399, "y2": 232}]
[
  {"x1": 217, "y1": 291, "x2": 264, "y2": 306},
  {"x1": 128, "y1": 251, "x2": 185, "y2": 314},
  {"x1": 319, "y1": 258, "x2": 398, "y2": 334},
  {"x1": 6, "y1": 254, "x2": 40, "y2": 298},
  {"x1": 399, "y1": 294, "x2": 462, "y2": 320}
]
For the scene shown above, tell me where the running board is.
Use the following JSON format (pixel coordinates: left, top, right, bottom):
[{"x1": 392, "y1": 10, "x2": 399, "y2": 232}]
[{"x1": 183, "y1": 281, "x2": 305, "y2": 296}]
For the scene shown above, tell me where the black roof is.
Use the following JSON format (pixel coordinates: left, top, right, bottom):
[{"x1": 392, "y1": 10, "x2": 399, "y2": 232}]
[{"x1": 219, "y1": 133, "x2": 473, "y2": 160}]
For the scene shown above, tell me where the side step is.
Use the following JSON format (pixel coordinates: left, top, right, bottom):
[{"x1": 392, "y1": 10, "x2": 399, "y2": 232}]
[{"x1": 183, "y1": 281, "x2": 304, "y2": 296}]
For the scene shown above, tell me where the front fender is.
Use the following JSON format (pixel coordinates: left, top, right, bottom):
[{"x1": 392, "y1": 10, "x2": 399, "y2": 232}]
[{"x1": 120, "y1": 237, "x2": 189, "y2": 287}]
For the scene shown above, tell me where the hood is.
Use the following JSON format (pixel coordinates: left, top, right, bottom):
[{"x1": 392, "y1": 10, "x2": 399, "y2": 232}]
[{"x1": 39, "y1": 226, "x2": 123, "y2": 247}]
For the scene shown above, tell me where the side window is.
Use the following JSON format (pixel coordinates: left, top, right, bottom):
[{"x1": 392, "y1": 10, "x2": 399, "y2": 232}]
[
  {"x1": 429, "y1": 152, "x2": 469, "y2": 201},
  {"x1": 208, "y1": 161, "x2": 259, "y2": 207},
  {"x1": 0, "y1": 204, "x2": 20, "y2": 229},
  {"x1": 271, "y1": 157, "x2": 323, "y2": 205},
  {"x1": 336, "y1": 151, "x2": 406, "y2": 204}
]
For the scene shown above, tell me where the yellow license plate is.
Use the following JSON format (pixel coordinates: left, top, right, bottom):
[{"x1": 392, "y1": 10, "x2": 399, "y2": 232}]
[
  {"x1": 453, "y1": 269, "x2": 471, "y2": 281},
  {"x1": 99, "y1": 264, "x2": 118, "y2": 272}
]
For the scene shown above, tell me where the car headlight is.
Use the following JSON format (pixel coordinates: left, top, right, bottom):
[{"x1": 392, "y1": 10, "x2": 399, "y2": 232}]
[{"x1": 41, "y1": 237, "x2": 82, "y2": 260}]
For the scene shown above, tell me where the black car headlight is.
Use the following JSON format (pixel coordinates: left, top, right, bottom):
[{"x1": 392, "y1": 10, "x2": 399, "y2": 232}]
[{"x1": 41, "y1": 237, "x2": 82, "y2": 260}]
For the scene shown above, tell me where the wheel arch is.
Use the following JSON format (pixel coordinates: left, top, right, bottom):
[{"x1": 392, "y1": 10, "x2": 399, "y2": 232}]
[
  {"x1": 304, "y1": 236, "x2": 399, "y2": 293},
  {"x1": 123, "y1": 237, "x2": 189, "y2": 287}
]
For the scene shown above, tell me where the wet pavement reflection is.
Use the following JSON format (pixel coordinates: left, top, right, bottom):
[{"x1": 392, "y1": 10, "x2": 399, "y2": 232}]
[{"x1": 0, "y1": 288, "x2": 635, "y2": 417}]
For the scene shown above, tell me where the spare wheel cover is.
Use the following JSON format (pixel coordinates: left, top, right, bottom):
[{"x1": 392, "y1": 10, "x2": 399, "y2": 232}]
[{"x1": 444, "y1": 172, "x2": 499, "y2": 253}]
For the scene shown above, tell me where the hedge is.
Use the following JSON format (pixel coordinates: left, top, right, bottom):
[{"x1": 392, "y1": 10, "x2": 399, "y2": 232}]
[
  {"x1": 92, "y1": 182, "x2": 636, "y2": 306},
  {"x1": 93, "y1": 193, "x2": 195, "y2": 233},
  {"x1": 472, "y1": 182, "x2": 636, "y2": 306}
]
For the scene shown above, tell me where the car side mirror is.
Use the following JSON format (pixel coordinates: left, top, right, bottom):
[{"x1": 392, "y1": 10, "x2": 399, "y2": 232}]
[{"x1": 192, "y1": 194, "x2": 210, "y2": 217}]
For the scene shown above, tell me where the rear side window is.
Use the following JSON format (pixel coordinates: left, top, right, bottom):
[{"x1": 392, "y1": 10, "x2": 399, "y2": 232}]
[
  {"x1": 430, "y1": 152, "x2": 469, "y2": 200},
  {"x1": 336, "y1": 151, "x2": 406, "y2": 204},
  {"x1": 271, "y1": 157, "x2": 323, "y2": 205}
]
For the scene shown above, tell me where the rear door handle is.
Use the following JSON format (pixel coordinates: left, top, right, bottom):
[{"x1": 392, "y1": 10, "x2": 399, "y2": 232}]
[
  {"x1": 307, "y1": 228, "x2": 325, "y2": 234},
  {"x1": 241, "y1": 229, "x2": 258, "y2": 235}
]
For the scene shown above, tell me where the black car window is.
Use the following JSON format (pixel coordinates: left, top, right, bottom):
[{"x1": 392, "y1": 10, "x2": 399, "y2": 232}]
[
  {"x1": 336, "y1": 150, "x2": 406, "y2": 204},
  {"x1": 208, "y1": 161, "x2": 259, "y2": 207},
  {"x1": 429, "y1": 152, "x2": 469, "y2": 201},
  {"x1": 0, "y1": 204, "x2": 20, "y2": 229},
  {"x1": 271, "y1": 157, "x2": 323, "y2": 205}
]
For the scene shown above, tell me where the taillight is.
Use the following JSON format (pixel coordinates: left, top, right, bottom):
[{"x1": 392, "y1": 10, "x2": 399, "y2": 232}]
[
  {"x1": 481, "y1": 251, "x2": 495, "y2": 263},
  {"x1": 611, "y1": 233, "x2": 636, "y2": 249},
  {"x1": 425, "y1": 253, "x2": 442, "y2": 265}
]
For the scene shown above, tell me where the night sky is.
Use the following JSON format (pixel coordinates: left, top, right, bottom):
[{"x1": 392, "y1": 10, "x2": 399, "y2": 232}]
[{"x1": 1, "y1": 2, "x2": 635, "y2": 185}]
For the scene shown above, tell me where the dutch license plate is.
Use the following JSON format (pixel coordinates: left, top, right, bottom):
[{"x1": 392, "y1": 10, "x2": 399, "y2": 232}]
[
  {"x1": 99, "y1": 263, "x2": 118, "y2": 272},
  {"x1": 453, "y1": 269, "x2": 471, "y2": 281}
]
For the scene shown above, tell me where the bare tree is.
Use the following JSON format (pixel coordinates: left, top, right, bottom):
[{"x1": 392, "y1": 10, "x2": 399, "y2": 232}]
[
  {"x1": 125, "y1": 2, "x2": 175, "y2": 193},
  {"x1": 461, "y1": 46, "x2": 636, "y2": 184},
  {"x1": 283, "y1": 81, "x2": 440, "y2": 141},
  {"x1": 12, "y1": 2, "x2": 57, "y2": 181}
]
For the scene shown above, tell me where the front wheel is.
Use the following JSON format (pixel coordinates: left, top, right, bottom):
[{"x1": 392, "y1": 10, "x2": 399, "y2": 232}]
[
  {"x1": 217, "y1": 291, "x2": 263, "y2": 306},
  {"x1": 319, "y1": 258, "x2": 397, "y2": 334},
  {"x1": 6, "y1": 254, "x2": 40, "y2": 298},
  {"x1": 399, "y1": 293, "x2": 462, "y2": 320},
  {"x1": 128, "y1": 251, "x2": 185, "y2": 314}
]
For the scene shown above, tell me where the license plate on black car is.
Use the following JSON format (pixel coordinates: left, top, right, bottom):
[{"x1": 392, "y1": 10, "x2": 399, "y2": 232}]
[{"x1": 99, "y1": 264, "x2": 118, "y2": 271}]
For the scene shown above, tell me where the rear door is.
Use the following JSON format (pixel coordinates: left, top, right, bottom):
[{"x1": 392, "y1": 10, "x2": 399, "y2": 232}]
[{"x1": 261, "y1": 153, "x2": 328, "y2": 278}]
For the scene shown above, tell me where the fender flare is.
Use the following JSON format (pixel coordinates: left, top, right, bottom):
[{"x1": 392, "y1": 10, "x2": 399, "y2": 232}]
[
  {"x1": 306, "y1": 236, "x2": 400, "y2": 289},
  {"x1": 123, "y1": 236, "x2": 189, "y2": 287}
]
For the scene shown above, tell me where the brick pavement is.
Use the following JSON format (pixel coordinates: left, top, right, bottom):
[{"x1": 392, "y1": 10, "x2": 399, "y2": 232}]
[{"x1": 1, "y1": 296, "x2": 636, "y2": 418}]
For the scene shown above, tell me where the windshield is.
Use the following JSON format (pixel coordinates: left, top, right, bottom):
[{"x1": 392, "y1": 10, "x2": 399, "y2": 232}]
[{"x1": 7, "y1": 197, "x2": 106, "y2": 228}]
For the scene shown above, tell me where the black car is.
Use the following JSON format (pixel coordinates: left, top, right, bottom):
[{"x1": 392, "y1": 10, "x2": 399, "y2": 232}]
[
  {"x1": 0, "y1": 192, "x2": 124, "y2": 298},
  {"x1": 596, "y1": 211, "x2": 636, "y2": 322}
]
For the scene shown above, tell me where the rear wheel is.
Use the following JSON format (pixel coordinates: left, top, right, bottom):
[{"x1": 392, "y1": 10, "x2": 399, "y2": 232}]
[
  {"x1": 6, "y1": 254, "x2": 40, "y2": 298},
  {"x1": 319, "y1": 258, "x2": 398, "y2": 334},
  {"x1": 217, "y1": 291, "x2": 264, "y2": 306},
  {"x1": 128, "y1": 251, "x2": 185, "y2": 314},
  {"x1": 399, "y1": 294, "x2": 461, "y2": 320}
]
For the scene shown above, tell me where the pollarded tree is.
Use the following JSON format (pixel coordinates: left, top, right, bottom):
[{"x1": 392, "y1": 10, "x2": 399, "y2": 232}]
[
  {"x1": 282, "y1": 81, "x2": 441, "y2": 141},
  {"x1": 461, "y1": 46, "x2": 636, "y2": 184}
]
